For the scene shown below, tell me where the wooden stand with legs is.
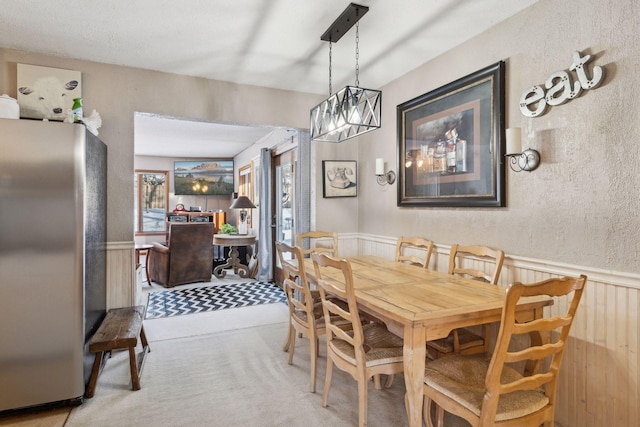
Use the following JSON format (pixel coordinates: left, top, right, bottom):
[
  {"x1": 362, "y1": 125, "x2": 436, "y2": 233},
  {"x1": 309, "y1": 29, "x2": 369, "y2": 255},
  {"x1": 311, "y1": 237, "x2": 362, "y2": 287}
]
[{"x1": 85, "y1": 305, "x2": 150, "y2": 398}]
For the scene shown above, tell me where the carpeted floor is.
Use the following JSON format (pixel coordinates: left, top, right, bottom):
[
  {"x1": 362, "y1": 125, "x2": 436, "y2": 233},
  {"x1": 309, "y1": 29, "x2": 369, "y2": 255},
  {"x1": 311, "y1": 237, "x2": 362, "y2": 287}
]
[
  {"x1": 145, "y1": 281, "x2": 286, "y2": 319},
  {"x1": 61, "y1": 273, "x2": 471, "y2": 427},
  {"x1": 66, "y1": 320, "x2": 410, "y2": 426},
  {"x1": 66, "y1": 303, "x2": 470, "y2": 427}
]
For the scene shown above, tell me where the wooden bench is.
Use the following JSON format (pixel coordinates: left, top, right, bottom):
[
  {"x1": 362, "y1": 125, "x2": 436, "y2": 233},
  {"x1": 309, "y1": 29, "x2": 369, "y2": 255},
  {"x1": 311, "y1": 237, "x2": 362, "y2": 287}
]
[{"x1": 85, "y1": 305, "x2": 150, "y2": 398}]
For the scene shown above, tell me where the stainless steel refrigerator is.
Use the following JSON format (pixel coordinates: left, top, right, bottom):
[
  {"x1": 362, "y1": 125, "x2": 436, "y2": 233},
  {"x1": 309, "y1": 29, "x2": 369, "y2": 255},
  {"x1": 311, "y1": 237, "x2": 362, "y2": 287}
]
[{"x1": 0, "y1": 118, "x2": 107, "y2": 412}]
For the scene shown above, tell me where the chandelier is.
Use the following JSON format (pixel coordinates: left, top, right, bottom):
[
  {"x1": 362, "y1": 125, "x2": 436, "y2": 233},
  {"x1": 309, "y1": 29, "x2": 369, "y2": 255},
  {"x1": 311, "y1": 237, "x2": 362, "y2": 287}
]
[{"x1": 310, "y1": 3, "x2": 381, "y2": 143}]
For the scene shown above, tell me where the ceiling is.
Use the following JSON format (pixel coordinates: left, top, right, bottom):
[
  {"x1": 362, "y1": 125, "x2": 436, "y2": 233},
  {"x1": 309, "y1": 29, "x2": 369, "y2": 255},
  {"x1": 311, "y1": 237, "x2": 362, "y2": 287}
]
[
  {"x1": 134, "y1": 113, "x2": 296, "y2": 158},
  {"x1": 1, "y1": 0, "x2": 538, "y2": 158}
]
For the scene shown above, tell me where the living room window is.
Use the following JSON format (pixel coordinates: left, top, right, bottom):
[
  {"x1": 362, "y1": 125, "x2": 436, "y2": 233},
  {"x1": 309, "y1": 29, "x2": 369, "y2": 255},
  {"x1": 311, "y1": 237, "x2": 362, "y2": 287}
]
[
  {"x1": 238, "y1": 163, "x2": 253, "y2": 227},
  {"x1": 238, "y1": 163, "x2": 252, "y2": 197},
  {"x1": 134, "y1": 170, "x2": 169, "y2": 235}
]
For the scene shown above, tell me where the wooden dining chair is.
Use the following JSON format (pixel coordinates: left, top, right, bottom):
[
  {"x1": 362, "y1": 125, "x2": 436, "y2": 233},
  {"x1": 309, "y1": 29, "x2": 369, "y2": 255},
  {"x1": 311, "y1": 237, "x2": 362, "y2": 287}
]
[
  {"x1": 423, "y1": 275, "x2": 587, "y2": 427},
  {"x1": 395, "y1": 236, "x2": 434, "y2": 268},
  {"x1": 276, "y1": 241, "x2": 330, "y2": 393},
  {"x1": 297, "y1": 230, "x2": 338, "y2": 257},
  {"x1": 311, "y1": 252, "x2": 404, "y2": 427},
  {"x1": 427, "y1": 244, "x2": 505, "y2": 359}
]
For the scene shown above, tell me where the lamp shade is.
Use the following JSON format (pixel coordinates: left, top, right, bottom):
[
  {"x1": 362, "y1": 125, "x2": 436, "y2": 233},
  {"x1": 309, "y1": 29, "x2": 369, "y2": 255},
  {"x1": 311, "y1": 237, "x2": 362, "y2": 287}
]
[{"x1": 229, "y1": 196, "x2": 256, "y2": 209}]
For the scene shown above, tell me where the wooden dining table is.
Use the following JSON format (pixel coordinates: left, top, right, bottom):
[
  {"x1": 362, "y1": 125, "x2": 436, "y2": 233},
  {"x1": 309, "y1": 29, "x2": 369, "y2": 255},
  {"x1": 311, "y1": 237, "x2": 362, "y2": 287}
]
[{"x1": 303, "y1": 255, "x2": 552, "y2": 427}]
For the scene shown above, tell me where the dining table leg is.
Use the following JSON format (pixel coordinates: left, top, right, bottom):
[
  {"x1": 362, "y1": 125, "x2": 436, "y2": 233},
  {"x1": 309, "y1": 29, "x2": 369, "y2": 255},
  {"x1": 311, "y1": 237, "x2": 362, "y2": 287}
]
[{"x1": 403, "y1": 324, "x2": 427, "y2": 427}]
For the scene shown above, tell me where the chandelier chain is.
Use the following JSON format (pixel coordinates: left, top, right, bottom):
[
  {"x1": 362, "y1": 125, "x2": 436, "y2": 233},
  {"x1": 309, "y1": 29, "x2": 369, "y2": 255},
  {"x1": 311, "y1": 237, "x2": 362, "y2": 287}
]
[
  {"x1": 329, "y1": 42, "x2": 333, "y2": 96},
  {"x1": 355, "y1": 22, "x2": 360, "y2": 87}
]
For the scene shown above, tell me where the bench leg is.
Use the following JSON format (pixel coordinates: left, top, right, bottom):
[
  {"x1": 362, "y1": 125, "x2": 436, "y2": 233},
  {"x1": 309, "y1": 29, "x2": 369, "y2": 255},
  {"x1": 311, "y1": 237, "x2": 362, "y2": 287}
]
[
  {"x1": 85, "y1": 351, "x2": 104, "y2": 398},
  {"x1": 140, "y1": 325, "x2": 150, "y2": 351},
  {"x1": 128, "y1": 346, "x2": 141, "y2": 391}
]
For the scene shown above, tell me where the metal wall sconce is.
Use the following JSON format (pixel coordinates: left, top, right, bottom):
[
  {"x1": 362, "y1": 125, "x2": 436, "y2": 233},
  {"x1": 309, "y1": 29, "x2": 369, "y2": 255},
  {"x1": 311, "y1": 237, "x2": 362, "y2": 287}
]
[
  {"x1": 375, "y1": 158, "x2": 396, "y2": 185},
  {"x1": 505, "y1": 128, "x2": 541, "y2": 172}
]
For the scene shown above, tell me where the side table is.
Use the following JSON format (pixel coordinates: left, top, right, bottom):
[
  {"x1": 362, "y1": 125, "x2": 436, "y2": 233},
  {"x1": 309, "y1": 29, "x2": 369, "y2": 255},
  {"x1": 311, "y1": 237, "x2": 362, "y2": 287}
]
[
  {"x1": 213, "y1": 234, "x2": 256, "y2": 279},
  {"x1": 134, "y1": 244, "x2": 154, "y2": 285}
]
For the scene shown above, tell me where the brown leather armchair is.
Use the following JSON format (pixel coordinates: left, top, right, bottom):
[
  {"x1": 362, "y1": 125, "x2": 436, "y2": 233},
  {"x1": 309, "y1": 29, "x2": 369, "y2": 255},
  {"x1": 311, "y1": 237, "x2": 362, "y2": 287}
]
[{"x1": 149, "y1": 222, "x2": 214, "y2": 287}]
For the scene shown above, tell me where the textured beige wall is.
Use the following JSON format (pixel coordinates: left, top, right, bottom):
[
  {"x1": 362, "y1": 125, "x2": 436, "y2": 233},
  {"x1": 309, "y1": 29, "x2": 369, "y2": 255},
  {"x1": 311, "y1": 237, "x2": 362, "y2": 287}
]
[
  {"x1": 2, "y1": 0, "x2": 639, "y2": 274},
  {"x1": 345, "y1": 0, "x2": 640, "y2": 273},
  {"x1": 0, "y1": 49, "x2": 321, "y2": 242},
  {"x1": 313, "y1": 139, "x2": 360, "y2": 233}
]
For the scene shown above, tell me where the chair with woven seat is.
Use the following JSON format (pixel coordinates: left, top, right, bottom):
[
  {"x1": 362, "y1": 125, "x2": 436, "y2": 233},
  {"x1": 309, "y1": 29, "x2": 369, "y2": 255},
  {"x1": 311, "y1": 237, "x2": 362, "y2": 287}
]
[
  {"x1": 311, "y1": 252, "x2": 404, "y2": 427},
  {"x1": 423, "y1": 274, "x2": 587, "y2": 427},
  {"x1": 395, "y1": 236, "x2": 434, "y2": 268},
  {"x1": 427, "y1": 244, "x2": 505, "y2": 359},
  {"x1": 276, "y1": 240, "x2": 327, "y2": 393},
  {"x1": 297, "y1": 230, "x2": 338, "y2": 257}
]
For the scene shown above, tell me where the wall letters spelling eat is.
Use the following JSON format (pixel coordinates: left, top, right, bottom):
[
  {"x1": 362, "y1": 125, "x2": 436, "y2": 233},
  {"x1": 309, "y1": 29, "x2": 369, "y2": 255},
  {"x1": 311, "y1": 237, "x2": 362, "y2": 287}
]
[{"x1": 519, "y1": 51, "x2": 605, "y2": 117}]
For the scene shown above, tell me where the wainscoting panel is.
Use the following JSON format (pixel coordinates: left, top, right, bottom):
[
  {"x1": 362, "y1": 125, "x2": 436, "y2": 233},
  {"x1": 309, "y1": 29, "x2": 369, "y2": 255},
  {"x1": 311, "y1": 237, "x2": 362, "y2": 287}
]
[
  {"x1": 337, "y1": 232, "x2": 359, "y2": 257},
  {"x1": 106, "y1": 241, "x2": 136, "y2": 309},
  {"x1": 352, "y1": 233, "x2": 640, "y2": 427}
]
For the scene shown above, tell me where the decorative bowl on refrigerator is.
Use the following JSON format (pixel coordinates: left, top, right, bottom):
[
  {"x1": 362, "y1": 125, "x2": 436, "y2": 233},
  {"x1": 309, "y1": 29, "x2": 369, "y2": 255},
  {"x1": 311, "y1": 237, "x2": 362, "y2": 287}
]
[{"x1": 0, "y1": 94, "x2": 19, "y2": 119}]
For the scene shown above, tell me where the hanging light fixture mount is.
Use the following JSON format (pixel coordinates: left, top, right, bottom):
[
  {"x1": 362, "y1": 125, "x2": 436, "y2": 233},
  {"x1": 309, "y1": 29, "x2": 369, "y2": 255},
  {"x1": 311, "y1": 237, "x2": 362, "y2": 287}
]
[{"x1": 320, "y1": 3, "x2": 369, "y2": 43}]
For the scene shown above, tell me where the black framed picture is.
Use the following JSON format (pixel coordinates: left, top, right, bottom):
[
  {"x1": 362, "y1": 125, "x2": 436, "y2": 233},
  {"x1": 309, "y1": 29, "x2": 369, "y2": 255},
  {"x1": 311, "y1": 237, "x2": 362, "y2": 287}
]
[
  {"x1": 397, "y1": 61, "x2": 505, "y2": 207},
  {"x1": 322, "y1": 160, "x2": 357, "y2": 198}
]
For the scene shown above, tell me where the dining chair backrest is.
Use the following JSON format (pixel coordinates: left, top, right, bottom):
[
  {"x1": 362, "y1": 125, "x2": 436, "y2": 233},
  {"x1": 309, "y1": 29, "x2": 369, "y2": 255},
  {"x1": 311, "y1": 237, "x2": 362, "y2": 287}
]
[
  {"x1": 297, "y1": 231, "x2": 338, "y2": 257},
  {"x1": 427, "y1": 244, "x2": 505, "y2": 358},
  {"x1": 311, "y1": 253, "x2": 364, "y2": 363},
  {"x1": 311, "y1": 252, "x2": 405, "y2": 426},
  {"x1": 480, "y1": 274, "x2": 587, "y2": 424},
  {"x1": 448, "y1": 244, "x2": 505, "y2": 285},
  {"x1": 395, "y1": 236, "x2": 434, "y2": 269},
  {"x1": 277, "y1": 240, "x2": 332, "y2": 393},
  {"x1": 276, "y1": 241, "x2": 314, "y2": 320},
  {"x1": 424, "y1": 274, "x2": 587, "y2": 426}
]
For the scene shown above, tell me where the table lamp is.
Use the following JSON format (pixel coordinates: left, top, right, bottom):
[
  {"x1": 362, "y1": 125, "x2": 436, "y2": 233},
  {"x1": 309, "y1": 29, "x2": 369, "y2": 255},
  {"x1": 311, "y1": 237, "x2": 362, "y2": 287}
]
[{"x1": 229, "y1": 195, "x2": 256, "y2": 235}]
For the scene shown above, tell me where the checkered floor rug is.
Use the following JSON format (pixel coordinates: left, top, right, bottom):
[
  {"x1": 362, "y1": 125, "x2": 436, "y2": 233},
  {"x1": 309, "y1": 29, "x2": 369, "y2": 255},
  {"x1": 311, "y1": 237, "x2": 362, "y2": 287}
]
[{"x1": 145, "y1": 281, "x2": 287, "y2": 319}]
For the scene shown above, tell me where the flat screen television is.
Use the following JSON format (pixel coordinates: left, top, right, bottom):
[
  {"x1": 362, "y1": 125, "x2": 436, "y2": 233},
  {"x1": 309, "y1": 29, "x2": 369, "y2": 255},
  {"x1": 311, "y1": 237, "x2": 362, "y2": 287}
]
[{"x1": 174, "y1": 160, "x2": 234, "y2": 195}]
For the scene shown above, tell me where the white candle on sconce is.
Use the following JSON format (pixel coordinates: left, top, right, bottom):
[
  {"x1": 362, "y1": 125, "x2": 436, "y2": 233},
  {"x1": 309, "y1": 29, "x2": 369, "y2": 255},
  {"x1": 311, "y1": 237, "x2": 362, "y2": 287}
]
[
  {"x1": 506, "y1": 128, "x2": 522, "y2": 155},
  {"x1": 375, "y1": 158, "x2": 385, "y2": 175}
]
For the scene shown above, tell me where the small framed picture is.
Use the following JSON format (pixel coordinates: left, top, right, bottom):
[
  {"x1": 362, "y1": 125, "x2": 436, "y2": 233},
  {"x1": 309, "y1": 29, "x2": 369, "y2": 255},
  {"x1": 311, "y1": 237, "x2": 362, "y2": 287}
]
[
  {"x1": 322, "y1": 160, "x2": 357, "y2": 198},
  {"x1": 17, "y1": 64, "x2": 82, "y2": 121}
]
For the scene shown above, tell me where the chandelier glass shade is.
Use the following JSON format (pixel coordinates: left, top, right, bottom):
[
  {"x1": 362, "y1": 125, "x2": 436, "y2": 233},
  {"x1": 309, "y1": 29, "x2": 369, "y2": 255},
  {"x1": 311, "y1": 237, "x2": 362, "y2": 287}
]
[{"x1": 310, "y1": 85, "x2": 381, "y2": 143}]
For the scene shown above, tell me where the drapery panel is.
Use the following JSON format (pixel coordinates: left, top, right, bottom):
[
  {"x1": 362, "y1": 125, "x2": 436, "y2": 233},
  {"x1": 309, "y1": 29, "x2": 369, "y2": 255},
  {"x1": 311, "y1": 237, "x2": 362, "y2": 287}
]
[
  {"x1": 257, "y1": 148, "x2": 272, "y2": 281},
  {"x1": 296, "y1": 131, "x2": 311, "y2": 247}
]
